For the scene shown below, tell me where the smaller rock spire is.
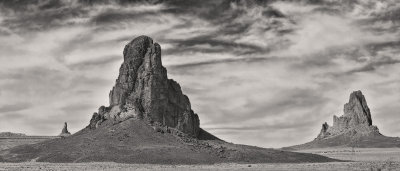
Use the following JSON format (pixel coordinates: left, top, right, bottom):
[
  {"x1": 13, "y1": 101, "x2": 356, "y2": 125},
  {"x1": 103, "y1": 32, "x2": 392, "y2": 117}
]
[
  {"x1": 59, "y1": 122, "x2": 71, "y2": 137},
  {"x1": 315, "y1": 90, "x2": 380, "y2": 140},
  {"x1": 316, "y1": 122, "x2": 330, "y2": 139}
]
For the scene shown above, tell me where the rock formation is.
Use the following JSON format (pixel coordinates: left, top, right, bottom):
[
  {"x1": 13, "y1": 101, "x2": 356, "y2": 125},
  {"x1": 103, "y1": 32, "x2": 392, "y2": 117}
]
[
  {"x1": 87, "y1": 36, "x2": 200, "y2": 137},
  {"x1": 284, "y1": 90, "x2": 400, "y2": 150},
  {"x1": 316, "y1": 90, "x2": 380, "y2": 140},
  {"x1": 0, "y1": 35, "x2": 338, "y2": 164},
  {"x1": 59, "y1": 122, "x2": 71, "y2": 137}
]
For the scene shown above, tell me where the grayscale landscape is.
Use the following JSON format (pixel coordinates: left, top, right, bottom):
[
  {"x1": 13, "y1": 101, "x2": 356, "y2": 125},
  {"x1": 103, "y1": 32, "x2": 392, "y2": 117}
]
[{"x1": 0, "y1": 0, "x2": 399, "y2": 170}]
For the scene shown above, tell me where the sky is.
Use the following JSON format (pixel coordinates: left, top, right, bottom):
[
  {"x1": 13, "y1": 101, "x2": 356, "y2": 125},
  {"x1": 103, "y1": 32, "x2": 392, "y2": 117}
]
[{"x1": 0, "y1": 0, "x2": 399, "y2": 148}]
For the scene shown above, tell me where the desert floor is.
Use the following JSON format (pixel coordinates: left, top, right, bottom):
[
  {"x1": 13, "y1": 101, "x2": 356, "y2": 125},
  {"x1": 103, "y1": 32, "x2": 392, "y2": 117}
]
[{"x1": 1, "y1": 148, "x2": 400, "y2": 171}]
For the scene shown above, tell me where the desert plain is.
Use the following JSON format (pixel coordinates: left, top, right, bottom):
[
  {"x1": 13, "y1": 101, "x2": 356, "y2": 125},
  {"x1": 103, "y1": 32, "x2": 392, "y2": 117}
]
[{"x1": 0, "y1": 147, "x2": 399, "y2": 171}]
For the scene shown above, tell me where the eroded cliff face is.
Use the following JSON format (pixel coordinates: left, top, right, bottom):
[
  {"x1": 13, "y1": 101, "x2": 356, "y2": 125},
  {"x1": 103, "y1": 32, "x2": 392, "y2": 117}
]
[
  {"x1": 88, "y1": 36, "x2": 200, "y2": 137},
  {"x1": 316, "y1": 91, "x2": 380, "y2": 140}
]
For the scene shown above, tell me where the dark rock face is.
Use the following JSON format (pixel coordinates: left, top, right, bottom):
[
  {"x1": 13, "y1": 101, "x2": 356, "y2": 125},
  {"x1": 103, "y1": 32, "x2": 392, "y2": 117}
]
[
  {"x1": 59, "y1": 122, "x2": 71, "y2": 137},
  {"x1": 316, "y1": 90, "x2": 380, "y2": 140},
  {"x1": 88, "y1": 36, "x2": 200, "y2": 137},
  {"x1": 343, "y1": 90, "x2": 372, "y2": 126}
]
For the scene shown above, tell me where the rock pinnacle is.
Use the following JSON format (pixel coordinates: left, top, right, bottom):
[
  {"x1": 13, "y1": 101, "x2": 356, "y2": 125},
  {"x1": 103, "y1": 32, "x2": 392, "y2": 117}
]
[
  {"x1": 59, "y1": 122, "x2": 71, "y2": 137},
  {"x1": 88, "y1": 36, "x2": 200, "y2": 137},
  {"x1": 317, "y1": 90, "x2": 379, "y2": 139}
]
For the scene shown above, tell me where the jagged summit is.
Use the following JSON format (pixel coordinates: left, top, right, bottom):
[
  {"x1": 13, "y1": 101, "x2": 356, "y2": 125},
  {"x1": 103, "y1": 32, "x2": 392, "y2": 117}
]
[
  {"x1": 59, "y1": 122, "x2": 71, "y2": 137},
  {"x1": 88, "y1": 35, "x2": 199, "y2": 137},
  {"x1": 343, "y1": 90, "x2": 372, "y2": 126},
  {"x1": 284, "y1": 90, "x2": 399, "y2": 150}
]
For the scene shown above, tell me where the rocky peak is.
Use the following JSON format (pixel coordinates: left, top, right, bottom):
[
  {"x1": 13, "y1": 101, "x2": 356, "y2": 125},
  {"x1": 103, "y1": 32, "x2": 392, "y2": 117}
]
[
  {"x1": 343, "y1": 90, "x2": 372, "y2": 126},
  {"x1": 59, "y1": 122, "x2": 71, "y2": 137},
  {"x1": 88, "y1": 35, "x2": 200, "y2": 137},
  {"x1": 109, "y1": 36, "x2": 159, "y2": 107}
]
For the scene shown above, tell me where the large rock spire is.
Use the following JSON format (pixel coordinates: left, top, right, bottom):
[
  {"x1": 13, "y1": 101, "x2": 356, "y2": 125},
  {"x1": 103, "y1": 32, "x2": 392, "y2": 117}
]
[{"x1": 88, "y1": 36, "x2": 200, "y2": 137}]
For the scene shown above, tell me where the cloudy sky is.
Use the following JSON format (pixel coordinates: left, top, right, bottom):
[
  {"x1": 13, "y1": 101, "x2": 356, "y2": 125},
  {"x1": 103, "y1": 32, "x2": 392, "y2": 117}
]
[{"x1": 0, "y1": 0, "x2": 399, "y2": 148}]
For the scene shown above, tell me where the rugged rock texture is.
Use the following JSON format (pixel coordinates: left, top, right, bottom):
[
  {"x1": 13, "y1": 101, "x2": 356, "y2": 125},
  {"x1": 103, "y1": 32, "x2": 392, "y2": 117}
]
[
  {"x1": 59, "y1": 122, "x2": 71, "y2": 137},
  {"x1": 344, "y1": 91, "x2": 372, "y2": 126},
  {"x1": 88, "y1": 36, "x2": 200, "y2": 137},
  {"x1": 284, "y1": 90, "x2": 400, "y2": 150},
  {"x1": 316, "y1": 90, "x2": 380, "y2": 139}
]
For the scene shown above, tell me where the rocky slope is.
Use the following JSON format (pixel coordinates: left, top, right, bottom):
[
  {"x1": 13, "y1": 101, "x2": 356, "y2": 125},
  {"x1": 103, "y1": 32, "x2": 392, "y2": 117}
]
[
  {"x1": 0, "y1": 35, "x2": 336, "y2": 164},
  {"x1": 0, "y1": 118, "x2": 336, "y2": 164},
  {"x1": 284, "y1": 91, "x2": 400, "y2": 150}
]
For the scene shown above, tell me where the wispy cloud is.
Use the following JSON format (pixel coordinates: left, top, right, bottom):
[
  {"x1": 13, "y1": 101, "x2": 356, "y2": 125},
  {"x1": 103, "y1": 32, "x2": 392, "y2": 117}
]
[{"x1": 0, "y1": 103, "x2": 31, "y2": 113}]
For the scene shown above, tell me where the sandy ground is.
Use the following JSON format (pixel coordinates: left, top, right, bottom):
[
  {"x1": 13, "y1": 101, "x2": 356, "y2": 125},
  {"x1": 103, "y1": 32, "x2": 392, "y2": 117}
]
[
  {"x1": 0, "y1": 162, "x2": 399, "y2": 171},
  {"x1": 1, "y1": 148, "x2": 400, "y2": 170},
  {"x1": 295, "y1": 147, "x2": 400, "y2": 162}
]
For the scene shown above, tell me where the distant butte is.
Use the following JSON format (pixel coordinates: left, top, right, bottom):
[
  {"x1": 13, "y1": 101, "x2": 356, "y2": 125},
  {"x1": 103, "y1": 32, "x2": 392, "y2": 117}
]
[
  {"x1": 284, "y1": 90, "x2": 400, "y2": 150},
  {"x1": 316, "y1": 90, "x2": 379, "y2": 139}
]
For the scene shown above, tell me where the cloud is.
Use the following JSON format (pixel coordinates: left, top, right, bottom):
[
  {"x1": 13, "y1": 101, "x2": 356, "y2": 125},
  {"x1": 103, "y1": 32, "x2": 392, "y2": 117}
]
[
  {"x1": 0, "y1": 0, "x2": 88, "y2": 32},
  {"x1": 60, "y1": 103, "x2": 95, "y2": 113},
  {"x1": 162, "y1": 36, "x2": 265, "y2": 56},
  {"x1": 168, "y1": 57, "x2": 272, "y2": 70},
  {"x1": 0, "y1": 103, "x2": 31, "y2": 113},
  {"x1": 270, "y1": 1, "x2": 398, "y2": 57},
  {"x1": 90, "y1": 5, "x2": 167, "y2": 24},
  {"x1": 0, "y1": 67, "x2": 68, "y2": 102},
  {"x1": 347, "y1": 56, "x2": 400, "y2": 74},
  {"x1": 67, "y1": 55, "x2": 121, "y2": 70}
]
